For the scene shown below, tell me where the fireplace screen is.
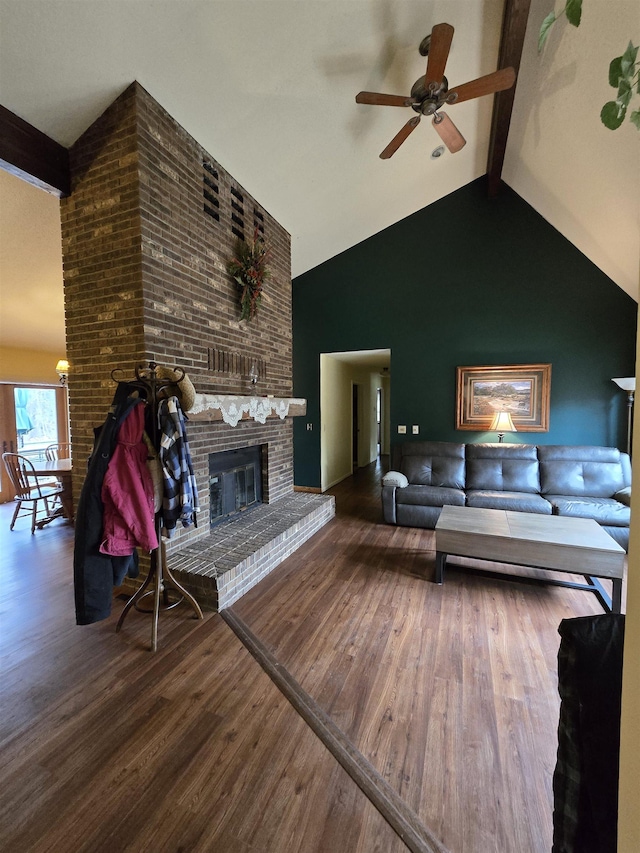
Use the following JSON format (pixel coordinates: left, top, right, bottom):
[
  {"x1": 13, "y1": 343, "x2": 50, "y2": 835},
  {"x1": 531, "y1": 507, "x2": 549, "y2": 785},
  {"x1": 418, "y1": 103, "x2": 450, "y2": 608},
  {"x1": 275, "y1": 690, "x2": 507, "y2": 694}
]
[{"x1": 209, "y1": 446, "x2": 263, "y2": 526}]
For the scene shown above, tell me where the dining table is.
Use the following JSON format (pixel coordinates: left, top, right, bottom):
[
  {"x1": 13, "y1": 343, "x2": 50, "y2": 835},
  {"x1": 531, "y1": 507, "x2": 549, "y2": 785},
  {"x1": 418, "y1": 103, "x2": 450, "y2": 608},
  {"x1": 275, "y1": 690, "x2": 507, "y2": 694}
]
[{"x1": 27, "y1": 457, "x2": 74, "y2": 528}]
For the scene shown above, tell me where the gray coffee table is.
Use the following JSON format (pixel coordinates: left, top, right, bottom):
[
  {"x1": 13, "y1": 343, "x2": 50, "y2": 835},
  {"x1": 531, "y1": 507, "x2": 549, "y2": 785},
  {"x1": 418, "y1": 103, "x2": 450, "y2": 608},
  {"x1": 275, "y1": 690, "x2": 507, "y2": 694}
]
[{"x1": 434, "y1": 505, "x2": 625, "y2": 613}]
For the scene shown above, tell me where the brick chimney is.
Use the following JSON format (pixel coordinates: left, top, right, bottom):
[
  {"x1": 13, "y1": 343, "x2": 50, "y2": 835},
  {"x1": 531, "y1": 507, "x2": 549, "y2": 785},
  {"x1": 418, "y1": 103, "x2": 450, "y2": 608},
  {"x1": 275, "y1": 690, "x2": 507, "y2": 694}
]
[{"x1": 60, "y1": 82, "x2": 294, "y2": 548}]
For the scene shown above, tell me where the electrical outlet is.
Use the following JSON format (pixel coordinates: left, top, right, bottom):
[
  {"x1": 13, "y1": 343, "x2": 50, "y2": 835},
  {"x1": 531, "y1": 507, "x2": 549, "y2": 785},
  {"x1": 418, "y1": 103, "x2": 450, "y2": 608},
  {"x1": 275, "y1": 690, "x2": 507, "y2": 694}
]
[
  {"x1": 412, "y1": 425, "x2": 419, "y2": 434},
  {"x1": 398, "y1": 425, "x2": 407, "y2": 434},
  {"x1": 306, "y1": 423, "x2": 313, "y2": 431}
]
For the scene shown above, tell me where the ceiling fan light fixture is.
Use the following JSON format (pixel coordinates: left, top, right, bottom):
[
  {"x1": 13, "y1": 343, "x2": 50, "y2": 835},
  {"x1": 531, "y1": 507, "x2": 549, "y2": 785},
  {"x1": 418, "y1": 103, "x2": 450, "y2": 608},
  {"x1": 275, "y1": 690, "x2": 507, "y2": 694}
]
[{"x1": 432, "y1": 111, "x2": 466, "y2": 153}]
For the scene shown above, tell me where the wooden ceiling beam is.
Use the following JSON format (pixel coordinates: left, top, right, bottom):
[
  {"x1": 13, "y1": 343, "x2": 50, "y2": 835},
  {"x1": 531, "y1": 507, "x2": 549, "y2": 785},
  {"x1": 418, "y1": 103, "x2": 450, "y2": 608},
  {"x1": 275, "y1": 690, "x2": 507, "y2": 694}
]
[
  {"x1": 486, "y1": 0, "x2": 532, "y2": 197},
  {"x1": 0, "y1": 104, "x2": 70, "y2": 197}
]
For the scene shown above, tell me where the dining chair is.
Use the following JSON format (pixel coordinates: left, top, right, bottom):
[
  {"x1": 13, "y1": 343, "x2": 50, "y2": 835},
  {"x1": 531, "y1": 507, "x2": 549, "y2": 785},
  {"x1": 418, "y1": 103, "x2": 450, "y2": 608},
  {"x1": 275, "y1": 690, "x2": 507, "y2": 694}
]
[
  {"x1": 43, "y1": 443, "x2": 72, "y2": 508},
  {"x1": 2, "y1": 452, "x2": 65, "y2": 534},
  {"x1": 45, "y1": 443, "x2": 71, "y2": 461}
]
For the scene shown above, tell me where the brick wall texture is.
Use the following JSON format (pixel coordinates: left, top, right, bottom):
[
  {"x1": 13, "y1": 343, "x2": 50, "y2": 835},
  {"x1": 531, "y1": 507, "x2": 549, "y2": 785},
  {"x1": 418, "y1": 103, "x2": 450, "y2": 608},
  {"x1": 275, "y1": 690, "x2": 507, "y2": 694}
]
[{"x1": 60, "y1": 82, "x2": 293, "y2": 547}]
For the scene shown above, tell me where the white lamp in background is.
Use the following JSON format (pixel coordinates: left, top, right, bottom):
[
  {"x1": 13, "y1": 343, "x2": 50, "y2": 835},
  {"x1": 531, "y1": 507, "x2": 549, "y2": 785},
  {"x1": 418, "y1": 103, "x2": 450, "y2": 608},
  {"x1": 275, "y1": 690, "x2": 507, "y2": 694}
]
[
  {"x1": 612, "y1": 377, "x2": 635, "y2": 455},
  {"x1": 55, "y1": 359, "x2": 69, "y2": 386},
  {"x1": 489, "y1": 410, "x2": 517, "y2": 443}
]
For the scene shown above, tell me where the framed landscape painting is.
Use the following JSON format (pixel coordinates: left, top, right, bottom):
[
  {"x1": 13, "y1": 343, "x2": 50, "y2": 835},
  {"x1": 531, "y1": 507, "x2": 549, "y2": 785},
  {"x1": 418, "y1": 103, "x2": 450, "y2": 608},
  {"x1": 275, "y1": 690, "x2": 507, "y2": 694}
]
[{"x1": 456, "y1": 364, "x2": 551, "y2": 432}]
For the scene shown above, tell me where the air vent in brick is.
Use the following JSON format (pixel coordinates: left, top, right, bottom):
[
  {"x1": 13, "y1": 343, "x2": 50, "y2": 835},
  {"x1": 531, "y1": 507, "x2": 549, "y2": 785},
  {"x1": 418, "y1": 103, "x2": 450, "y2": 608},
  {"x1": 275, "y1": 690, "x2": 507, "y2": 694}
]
[
  {"x1": 208, "y1": 348, "x2": 267, "y2": 380},
  {"x1": 203, "y1": 161, "x2": 219, "y2": 221},
  {"x1": 253, "y1": 208, "x2": 265, "y2": 236},
  {"x1": 230, "y1": 186, "x2": 245, "y2": 240}
]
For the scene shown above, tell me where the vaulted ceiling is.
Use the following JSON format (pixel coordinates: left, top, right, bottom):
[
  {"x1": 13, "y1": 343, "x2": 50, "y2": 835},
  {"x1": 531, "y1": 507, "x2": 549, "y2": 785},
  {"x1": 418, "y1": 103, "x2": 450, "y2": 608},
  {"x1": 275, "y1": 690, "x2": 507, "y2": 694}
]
[{"x1": 1, "y1": 0, "x2": 638, "y2": 354}]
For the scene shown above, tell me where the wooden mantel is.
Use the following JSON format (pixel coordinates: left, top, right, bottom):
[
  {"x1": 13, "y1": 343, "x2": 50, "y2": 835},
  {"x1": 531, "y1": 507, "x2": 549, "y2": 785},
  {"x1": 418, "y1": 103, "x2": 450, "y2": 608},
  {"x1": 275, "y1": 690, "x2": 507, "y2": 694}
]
[{"x1": 188, "y1": 394, "x2": 306, "y2": 427}]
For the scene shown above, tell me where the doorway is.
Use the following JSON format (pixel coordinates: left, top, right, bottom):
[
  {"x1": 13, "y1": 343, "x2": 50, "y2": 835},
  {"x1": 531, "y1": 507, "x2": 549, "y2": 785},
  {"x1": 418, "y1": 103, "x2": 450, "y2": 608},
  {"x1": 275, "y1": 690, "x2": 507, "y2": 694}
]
[
  {"x1": 319, "y1": 348, "x2": 390, "y2": 491},
  {"x1": 0, "y1": 383, "x2": 68, "y2": 502}
]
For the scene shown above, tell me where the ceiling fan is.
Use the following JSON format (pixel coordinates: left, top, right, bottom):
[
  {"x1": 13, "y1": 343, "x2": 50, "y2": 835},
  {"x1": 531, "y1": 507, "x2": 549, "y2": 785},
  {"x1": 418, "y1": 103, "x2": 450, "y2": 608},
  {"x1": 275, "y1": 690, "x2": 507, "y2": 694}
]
[{"x1": 355, "y1": 23, "x2": 516, "y2": 158}]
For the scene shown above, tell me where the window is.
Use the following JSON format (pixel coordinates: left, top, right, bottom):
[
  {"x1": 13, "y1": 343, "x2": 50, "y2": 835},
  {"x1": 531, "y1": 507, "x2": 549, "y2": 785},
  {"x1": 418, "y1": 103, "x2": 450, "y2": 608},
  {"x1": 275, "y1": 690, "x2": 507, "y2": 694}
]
[{"x1": 14, "y1": 386, "x2": 60, "y2": 459}]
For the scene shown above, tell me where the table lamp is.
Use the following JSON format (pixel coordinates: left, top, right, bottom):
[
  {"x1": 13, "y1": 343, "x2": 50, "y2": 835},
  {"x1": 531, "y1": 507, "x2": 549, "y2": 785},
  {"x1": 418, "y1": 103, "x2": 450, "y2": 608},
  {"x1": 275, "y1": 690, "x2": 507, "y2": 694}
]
[{"x1": 489, "y1": 411, "x2": 517, "y2": 443}]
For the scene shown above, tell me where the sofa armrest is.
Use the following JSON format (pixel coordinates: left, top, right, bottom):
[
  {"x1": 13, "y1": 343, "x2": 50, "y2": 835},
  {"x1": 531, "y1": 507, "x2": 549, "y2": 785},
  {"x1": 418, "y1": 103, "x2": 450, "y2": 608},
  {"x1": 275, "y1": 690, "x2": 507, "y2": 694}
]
[
  {"x1": 614, "y1": 487, "x2": 631, "y2": 507},
  {"x1": 382, "y1": 470, "x2": 409, "y2": 488},
  {"x1": 381, "y1": 485, "x2": 398, "y2": 524}
]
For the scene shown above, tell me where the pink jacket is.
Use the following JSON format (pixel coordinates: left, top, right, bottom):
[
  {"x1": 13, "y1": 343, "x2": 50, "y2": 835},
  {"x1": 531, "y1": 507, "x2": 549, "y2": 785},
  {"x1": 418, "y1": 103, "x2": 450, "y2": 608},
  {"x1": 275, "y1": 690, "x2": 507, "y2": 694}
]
[{"x1": 99, "y1": 401, "x2": 158, "y2": 557}]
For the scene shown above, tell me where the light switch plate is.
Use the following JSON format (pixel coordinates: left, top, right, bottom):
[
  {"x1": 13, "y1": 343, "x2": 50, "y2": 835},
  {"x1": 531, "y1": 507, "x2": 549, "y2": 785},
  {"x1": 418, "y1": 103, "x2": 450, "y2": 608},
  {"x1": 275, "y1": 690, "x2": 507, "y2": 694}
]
[
  {"x1": 412, "y1": 425, "x2": 419, "y2": 434},
  {"x1": 398, "y1": 425, "x2": 407, "y2": 434}
]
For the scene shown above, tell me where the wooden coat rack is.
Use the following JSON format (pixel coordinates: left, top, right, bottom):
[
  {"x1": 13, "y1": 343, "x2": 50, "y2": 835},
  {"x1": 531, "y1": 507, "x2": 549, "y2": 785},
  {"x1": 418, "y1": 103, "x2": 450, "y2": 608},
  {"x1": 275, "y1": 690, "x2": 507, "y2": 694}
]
[{"x1": 113, "y1": 361, "x2": 203, "y2": 651}]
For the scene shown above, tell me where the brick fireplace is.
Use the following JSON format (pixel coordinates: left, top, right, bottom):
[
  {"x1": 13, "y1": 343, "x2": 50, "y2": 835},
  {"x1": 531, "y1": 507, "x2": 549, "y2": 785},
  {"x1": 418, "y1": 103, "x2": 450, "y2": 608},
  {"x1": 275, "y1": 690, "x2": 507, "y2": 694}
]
[{"x1": 60, "y1": 82, "x2": 333, "y2": 608}]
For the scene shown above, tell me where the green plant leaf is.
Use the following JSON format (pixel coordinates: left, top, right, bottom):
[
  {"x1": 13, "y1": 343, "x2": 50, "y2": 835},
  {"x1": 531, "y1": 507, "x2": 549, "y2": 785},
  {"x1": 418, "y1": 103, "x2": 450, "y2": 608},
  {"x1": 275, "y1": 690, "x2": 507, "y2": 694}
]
[
  {"x1": 620, "y1": 41, "x2": 638, "y2": 77},
  {"x1": 609, "y1": 56, "x2": 624, "y2": 88},
  {"x1": 617, "y1": 78, "x2": 632, "y2": 109},
  {"x1": 566, "y1": 0, "x2": 582, "y2": 27},
  {"x1": 630, "y1": 108, "x2": 640, "y2": 130},
  {"x1": 601, "y1": 100, "x2": 626, "y2": 130},
  {"x1": 538, "y1": 12, "x2": 556, "y2": 52}
]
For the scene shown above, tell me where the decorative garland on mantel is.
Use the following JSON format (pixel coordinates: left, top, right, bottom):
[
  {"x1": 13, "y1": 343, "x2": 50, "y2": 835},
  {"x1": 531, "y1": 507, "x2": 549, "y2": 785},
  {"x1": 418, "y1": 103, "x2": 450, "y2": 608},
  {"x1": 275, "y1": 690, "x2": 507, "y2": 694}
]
[{"x1": 190, "y1": 394, "x2": 306, "y2": 427}]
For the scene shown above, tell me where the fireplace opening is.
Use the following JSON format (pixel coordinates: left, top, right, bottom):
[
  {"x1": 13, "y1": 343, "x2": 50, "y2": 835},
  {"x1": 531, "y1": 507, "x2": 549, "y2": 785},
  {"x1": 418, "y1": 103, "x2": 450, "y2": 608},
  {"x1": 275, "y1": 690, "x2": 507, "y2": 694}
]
[{"x1": 209, "y1": 446, "x2": 263, "y2": 527}]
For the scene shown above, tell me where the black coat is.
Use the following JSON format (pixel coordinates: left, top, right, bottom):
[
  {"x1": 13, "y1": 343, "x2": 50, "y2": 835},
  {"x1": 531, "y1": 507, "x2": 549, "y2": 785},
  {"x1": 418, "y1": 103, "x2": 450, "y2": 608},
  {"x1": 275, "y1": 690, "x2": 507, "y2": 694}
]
[
  {"x1": 73, "y1": 382, "x2": 145, "y2": 625},
  {"x1": 552, "y1": 613, "x2": 625, "y2": 853}
]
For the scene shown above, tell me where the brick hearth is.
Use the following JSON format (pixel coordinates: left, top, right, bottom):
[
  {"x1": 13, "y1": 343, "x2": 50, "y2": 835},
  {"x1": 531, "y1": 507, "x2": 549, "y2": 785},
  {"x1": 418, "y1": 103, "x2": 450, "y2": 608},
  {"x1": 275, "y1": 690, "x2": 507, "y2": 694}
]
[{"x1": 170, "y1": 492, "x2": 335, "y2": 610}]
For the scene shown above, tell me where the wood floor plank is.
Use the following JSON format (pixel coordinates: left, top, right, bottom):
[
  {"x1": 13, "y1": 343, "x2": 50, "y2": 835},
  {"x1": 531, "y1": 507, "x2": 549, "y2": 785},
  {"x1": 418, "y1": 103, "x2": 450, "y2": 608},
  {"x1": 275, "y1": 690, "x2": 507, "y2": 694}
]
[
  {"x1": 232, "y1": 460, "x2": 620, "y2": 852},
  {"x1": 1, "y1": 458, "x2": 621, "y2": 853}
]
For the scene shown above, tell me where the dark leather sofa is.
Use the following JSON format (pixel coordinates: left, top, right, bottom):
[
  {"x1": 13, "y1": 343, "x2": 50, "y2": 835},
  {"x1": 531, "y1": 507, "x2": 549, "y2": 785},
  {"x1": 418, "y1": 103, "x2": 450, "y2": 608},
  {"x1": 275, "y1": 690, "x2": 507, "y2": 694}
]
[{"x1": 382, "y1": 442, "x2": 632, "y2": 551}]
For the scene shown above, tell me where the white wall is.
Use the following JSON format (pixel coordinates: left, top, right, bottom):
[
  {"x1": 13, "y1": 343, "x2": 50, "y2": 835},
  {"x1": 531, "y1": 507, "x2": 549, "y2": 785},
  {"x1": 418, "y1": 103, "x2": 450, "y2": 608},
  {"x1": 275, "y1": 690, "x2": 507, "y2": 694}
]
[{"x1": 320, "y1": 354, "x2": 353, "y2": 491}]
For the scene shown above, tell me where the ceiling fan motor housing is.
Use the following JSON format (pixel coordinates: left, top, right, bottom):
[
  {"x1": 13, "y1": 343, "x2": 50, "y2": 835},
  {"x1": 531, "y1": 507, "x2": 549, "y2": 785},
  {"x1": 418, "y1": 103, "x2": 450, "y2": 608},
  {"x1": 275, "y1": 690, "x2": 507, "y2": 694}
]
[{"x1": 410, "y1": 75, "x2": 448, "y2": 116}]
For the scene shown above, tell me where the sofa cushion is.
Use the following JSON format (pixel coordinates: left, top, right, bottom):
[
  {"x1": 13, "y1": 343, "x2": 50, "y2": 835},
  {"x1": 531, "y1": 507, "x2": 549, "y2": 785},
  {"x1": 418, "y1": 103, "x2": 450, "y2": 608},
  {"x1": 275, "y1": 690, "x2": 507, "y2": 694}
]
[
  {"x1": 466, "y1": 490, "x2": 552, "y2": 514},
  {"x1": 396, "y1": 484, "x2": 466, "y2": 508},
  {"x1": 466, "y1": 443, "x2": 541, "y2": 493},
  {"x1": 547, "y1": 495, "x2": 631, "y2": 527},
  {"x1": 538, "y1": 445, "x2": 629, "y2": 497},
  {"x1": 398, "y1": 442, "x2": 466, "y2": 489}
]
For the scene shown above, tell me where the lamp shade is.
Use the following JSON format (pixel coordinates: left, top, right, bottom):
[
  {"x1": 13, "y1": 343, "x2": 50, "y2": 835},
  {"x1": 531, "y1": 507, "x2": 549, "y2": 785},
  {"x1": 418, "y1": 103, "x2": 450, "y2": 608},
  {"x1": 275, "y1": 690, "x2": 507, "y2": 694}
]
[
  {"x1": 55, "y1": 359, "x2": 70, "y2": 375},
  {"x1": 612, "y1": 377, "x2": 635, "y2": 392},
  {"x1": 489, "y1": 411, "x2": 516, "y2": 433}
]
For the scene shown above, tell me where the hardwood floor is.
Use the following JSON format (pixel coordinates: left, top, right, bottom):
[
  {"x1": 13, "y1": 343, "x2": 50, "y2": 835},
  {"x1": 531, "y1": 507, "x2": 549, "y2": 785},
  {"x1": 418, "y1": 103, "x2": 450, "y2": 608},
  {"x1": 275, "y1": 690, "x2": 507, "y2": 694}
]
[{"x1": 0, "y1": 460, "x2": 610, "y2": 852}]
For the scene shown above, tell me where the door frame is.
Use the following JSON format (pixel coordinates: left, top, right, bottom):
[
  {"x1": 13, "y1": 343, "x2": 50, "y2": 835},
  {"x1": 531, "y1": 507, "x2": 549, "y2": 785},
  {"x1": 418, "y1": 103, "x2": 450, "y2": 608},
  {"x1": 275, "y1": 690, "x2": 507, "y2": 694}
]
[{"x1": 0, "y1": 382, "x2": 69, "y2": 502}]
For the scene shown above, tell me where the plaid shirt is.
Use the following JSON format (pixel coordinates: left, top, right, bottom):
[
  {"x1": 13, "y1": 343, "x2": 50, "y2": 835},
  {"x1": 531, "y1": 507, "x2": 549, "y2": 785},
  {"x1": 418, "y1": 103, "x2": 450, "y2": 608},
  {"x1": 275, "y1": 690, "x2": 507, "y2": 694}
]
[{"x1": 158, "y1": 396, "x2": 199, "y2": 537}]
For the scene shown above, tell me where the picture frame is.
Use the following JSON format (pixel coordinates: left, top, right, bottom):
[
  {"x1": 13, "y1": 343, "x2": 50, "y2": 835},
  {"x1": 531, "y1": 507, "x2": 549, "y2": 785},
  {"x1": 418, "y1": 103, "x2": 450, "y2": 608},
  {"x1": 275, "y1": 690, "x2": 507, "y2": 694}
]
[{"x1": 456, "y1": 363, "x2": 551, "y2": 432}]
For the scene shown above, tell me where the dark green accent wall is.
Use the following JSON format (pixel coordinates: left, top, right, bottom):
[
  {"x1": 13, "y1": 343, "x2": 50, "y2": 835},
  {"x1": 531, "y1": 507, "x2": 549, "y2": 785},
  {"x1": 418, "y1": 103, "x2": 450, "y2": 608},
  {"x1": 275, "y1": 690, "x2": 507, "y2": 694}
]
[{"x1": 292, "y1": 178, "x2": 637, "y2": 488}]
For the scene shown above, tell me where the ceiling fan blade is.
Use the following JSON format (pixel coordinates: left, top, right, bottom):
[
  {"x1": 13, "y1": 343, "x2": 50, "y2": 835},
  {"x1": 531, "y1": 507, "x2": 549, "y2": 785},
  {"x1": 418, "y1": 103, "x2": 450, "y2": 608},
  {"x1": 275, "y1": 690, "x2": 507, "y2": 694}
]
[
  {"x1": 432, "y1": 112, "x2": 466, "y2": 153},
  {"x1": 380, "y1": 116, "x2": 421, "y2": 159},
  {"x1": 356, "y1": 91, "x2": 414, "y2": 107},
  {"x1": 447, "y1": 67, "x2": 516, "y2": 104},
  {"x1": 425, "y1": 23, "x2": 454, "y2": 87}
]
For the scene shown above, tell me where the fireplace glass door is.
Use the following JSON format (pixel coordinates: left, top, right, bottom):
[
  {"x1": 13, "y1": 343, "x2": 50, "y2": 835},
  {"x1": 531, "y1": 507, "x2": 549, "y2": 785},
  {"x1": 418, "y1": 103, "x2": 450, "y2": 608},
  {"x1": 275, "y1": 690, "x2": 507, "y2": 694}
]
[{"x1": 209, "y1": 446, "x2": 263, "y2": 526}]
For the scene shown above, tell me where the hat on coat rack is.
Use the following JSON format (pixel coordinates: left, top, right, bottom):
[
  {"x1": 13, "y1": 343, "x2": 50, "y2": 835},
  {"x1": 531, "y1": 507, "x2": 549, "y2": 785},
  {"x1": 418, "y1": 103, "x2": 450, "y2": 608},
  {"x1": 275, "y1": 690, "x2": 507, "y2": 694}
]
[{"x1": 155, "y1": 365, "x2": 197, "y2": 412}]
